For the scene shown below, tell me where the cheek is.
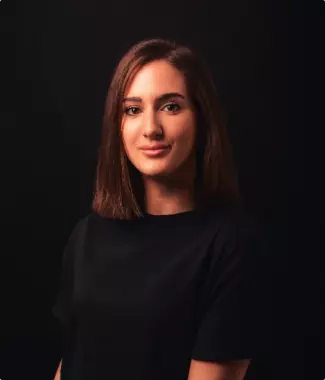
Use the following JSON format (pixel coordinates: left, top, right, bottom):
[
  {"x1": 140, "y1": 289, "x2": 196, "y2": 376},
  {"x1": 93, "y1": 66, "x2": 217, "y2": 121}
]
[
  {"x1": 171, "y1": 116, "x2": 196, "y2": 148},
  {"x1": 121, "y1": 123, "x2": 138, "y2": 154}
]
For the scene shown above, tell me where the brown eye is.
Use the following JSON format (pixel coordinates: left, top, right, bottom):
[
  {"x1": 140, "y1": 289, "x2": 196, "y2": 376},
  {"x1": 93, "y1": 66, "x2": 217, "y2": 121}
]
[
  {"x1": 163, "y1": 103, "x2": 181, "y2": 112},
  {"x1": 124, "y1": 106, "x2": 140, "y2": 115}
]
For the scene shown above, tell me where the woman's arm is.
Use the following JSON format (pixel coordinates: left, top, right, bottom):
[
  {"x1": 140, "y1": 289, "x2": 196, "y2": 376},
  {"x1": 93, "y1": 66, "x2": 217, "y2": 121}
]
[
  {"x1": 53, "y1": 359, "x2": 62, "y2": 380},
  {"x1": 188, "y1": 359, "x2": 251, "y2": 380}
]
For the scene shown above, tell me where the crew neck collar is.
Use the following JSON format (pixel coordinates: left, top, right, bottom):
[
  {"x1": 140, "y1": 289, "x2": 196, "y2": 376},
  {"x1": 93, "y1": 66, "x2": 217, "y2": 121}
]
[{"x1": 143, "y1": 209, "x2": 199, "y2": 219}]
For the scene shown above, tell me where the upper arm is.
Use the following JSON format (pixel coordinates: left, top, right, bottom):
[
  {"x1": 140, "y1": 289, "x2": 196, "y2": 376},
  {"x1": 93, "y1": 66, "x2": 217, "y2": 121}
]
[
  {"x1": 189, "y1": 214, "x2": 270, "y2": 378},
  {"x1": 52, "y1": 217, "x2": 88, "y2": 325},
  {"x1": 191, "y1": 214, "x2": 271, "y2": 363},
  {"x1": 188, "y1": 359, "x2": 251, "y2": 380}
]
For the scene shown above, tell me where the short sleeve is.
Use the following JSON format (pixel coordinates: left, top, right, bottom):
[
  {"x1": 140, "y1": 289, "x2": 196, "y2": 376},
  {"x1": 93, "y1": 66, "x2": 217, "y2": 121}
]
[
  {"x1": 52, "y1": 217, "x2": 86, "y2": 325},
  {"x1": 191, "y1": 215, "x2": 271, "y2": 362}
]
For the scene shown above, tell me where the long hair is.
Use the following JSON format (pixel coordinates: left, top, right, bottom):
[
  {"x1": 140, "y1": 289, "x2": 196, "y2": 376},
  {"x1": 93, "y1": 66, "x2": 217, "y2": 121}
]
[{"x1": 92, "y1": 38, "x2": 241, "y2": 220}]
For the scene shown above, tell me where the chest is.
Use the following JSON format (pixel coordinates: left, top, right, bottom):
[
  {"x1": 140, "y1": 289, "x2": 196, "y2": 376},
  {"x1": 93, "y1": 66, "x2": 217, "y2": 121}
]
[{"x1": 73, "y1": 225, "x2": 216, "y2": 330}]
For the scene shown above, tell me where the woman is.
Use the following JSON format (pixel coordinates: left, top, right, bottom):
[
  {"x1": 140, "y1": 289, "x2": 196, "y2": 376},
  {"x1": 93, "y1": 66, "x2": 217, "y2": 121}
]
[{"x1": 53, "y1": 38, "x2": 270, "y2": 380}]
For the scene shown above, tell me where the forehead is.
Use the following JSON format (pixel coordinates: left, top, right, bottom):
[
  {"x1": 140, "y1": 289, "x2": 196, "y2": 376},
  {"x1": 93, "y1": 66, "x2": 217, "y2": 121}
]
[{"x1": 125, "y1": 60, "x2": 187, "y2": 97}]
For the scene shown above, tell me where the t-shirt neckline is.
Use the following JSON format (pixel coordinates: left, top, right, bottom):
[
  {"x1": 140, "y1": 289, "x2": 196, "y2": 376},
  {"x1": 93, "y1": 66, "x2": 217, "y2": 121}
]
[{"x1": 143, "y1": 209, "x2": 200, "y2": 221}]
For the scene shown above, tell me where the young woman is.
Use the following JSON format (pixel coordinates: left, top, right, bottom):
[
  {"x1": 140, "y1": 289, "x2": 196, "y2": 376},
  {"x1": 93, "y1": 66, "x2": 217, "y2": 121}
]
[{"x1": 53, "y1": 38, "x2": 270, "y2": 380}]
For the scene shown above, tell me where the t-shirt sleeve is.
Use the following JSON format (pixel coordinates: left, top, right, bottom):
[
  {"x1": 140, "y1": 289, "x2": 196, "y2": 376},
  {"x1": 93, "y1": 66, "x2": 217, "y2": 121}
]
[
  {"x1": 191, "y1": 214, "x2": 271, "y2": 362},
  {"x1": 52, "y1": 217, "x2": 86, "y2": 325}
]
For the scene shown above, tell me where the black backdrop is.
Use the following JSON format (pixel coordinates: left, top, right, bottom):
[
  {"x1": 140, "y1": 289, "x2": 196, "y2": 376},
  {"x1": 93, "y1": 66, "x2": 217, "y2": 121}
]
[{"x1": 2, "y1": 0, "x2": 322, "y2": 379}]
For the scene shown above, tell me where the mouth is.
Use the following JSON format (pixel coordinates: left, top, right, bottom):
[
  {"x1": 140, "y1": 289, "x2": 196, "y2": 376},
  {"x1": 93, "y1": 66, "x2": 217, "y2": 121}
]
[{"x1": 140, "y1": 146, "x2": 171, "y2": 157}]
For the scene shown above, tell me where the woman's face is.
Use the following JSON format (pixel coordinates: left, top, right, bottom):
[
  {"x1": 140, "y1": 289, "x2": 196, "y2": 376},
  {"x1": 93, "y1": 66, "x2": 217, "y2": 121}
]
[{"x1": 121, "y1": 60, "x2": 196, "y2": 180}]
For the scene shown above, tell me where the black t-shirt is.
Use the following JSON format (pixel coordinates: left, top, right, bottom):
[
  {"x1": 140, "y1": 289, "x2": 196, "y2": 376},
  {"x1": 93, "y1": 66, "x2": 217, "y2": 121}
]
[{"x1": 52, "y1": 205, "x2": 271, "y2": 380}]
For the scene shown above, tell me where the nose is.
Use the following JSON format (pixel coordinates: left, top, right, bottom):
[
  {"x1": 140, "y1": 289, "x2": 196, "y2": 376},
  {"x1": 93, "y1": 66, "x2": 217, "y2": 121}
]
[{"x1": 142, "y1": 109, "x2": 163, "y2": 138}]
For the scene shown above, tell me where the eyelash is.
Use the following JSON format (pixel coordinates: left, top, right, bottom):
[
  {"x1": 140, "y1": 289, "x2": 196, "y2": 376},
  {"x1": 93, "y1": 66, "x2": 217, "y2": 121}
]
[{"x1": 123, "y1": 103, "x2": 181, "y2": 116}]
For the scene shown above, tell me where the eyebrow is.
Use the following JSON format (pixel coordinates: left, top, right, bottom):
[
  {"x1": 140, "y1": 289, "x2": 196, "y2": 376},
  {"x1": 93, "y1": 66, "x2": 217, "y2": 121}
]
[{"x1": 122, "y1": 92, "x2": 185, "y2": 103}]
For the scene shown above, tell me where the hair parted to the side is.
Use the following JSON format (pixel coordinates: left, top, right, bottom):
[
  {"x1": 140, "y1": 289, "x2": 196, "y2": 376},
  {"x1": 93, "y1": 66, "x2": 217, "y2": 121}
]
[{"x1": 92, "y1": 38, "x2": 241, "y2": 220}]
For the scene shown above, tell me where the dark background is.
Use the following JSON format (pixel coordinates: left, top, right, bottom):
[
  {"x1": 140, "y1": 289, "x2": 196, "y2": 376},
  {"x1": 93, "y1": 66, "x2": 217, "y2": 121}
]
[{"x1": 2, "y1": 0, "x2": 323, "y2": 379}]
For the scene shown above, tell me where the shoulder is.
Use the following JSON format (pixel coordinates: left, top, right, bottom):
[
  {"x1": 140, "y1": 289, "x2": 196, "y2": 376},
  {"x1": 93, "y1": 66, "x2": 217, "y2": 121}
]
[
  {"x1": 67, "y1": 211, "x2": 122, "y2": 243},
  {"x1": 69, "y1": 213, "x2": 92, "y2": 236},
  {"x1": 65, "y1": 213, "x2": 98, "y2": 245},
  {"x1": 61, "y1": 213, "x2": 103, "y2": 262},
  {"x1": 70, "y1": 212, "x2": 108, "y2": 231},
  {"x1": 208, "y1": 204, "x2": 260, "y2": 241},
  {"x1": 207, "y1": 205, "x2": 267, "y2": 262}
]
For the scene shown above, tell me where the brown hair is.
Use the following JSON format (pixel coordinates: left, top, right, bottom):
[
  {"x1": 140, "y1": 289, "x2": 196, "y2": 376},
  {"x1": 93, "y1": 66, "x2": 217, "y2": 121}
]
[{"x1": 92, "y1": 38, "x2": 241, "y2": 220}]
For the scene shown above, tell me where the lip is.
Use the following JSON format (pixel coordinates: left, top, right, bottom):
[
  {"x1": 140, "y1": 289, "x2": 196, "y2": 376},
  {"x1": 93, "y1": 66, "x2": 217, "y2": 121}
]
[
  {"x1": 140, "y1": 147, "x2": 171, "y2": 157},
  {"x1": 140, "y1": 144, "x2": 170, "y2": 150}
]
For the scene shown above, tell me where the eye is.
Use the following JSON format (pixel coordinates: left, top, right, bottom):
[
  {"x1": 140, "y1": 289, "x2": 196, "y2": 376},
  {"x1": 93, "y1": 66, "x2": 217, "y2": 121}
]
[
  {"x1": 124, "y1": 106, "x2": 141, "y2": 116},
  {"x1": 162, "y1": 103, "x2": 181, "y2": 113}
]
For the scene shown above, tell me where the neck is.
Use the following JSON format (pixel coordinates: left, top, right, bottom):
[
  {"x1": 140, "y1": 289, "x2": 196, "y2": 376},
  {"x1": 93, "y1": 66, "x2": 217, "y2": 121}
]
[{"x1": 142, "y1": 175, "x2": 195, "y2": 216}]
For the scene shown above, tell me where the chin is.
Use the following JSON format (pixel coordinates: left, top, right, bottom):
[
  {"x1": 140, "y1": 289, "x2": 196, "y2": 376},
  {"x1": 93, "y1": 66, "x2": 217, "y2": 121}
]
[
  {"x1": 140, "y1": 169, "x2": 171, "y2": 178},
  {"x1": 136, "y1": 163, "x2": 176, "y2": 178}
]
